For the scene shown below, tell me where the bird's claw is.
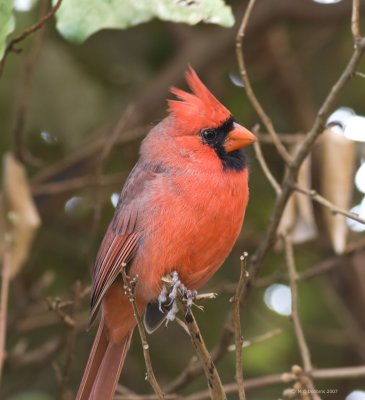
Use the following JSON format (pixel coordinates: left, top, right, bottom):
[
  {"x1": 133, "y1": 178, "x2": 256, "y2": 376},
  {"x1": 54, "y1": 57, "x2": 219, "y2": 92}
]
[
  {"x1": 158, "y1": 284, "x2": 168, "y2": 312},
  {"x1": 185, "y1": 289, "x2": 198, "y2": 310},
  {"x1": 165, "y1": 300, "x2": 179, "y2": 322},
  {"x1": 158, "y1": 271, "x2": 197, "y2": 326}
]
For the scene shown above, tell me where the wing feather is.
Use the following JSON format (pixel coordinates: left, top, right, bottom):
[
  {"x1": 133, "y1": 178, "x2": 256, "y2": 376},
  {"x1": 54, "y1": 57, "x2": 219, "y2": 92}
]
[
  {"x1": 89, "y1": 161, "x2": 164, "y2": 325},
  {"x1": 89, "y1": 232, "x2": 140, "y2": 325}
]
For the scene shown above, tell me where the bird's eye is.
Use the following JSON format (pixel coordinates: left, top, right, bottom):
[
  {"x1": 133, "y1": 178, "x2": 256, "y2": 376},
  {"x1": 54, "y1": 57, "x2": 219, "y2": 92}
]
[{"x1": 201, "y1": 129, "x2": 216, "y2": 141}]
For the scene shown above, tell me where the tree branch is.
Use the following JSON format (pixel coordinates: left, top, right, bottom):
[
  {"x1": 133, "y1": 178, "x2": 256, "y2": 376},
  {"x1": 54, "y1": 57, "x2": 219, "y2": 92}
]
[
  {"x1": 177, "y1": 298, "x2": 227, "y2": 400},
  {"x1": 236, "y1": 0, "x2": 291, "y2": 164},
  {"x1": 231, "y1": 254, "x2": 249, "y2": 400},
  {"x1": 122, "y1": 272, "x2": 165, "y2": 400}
]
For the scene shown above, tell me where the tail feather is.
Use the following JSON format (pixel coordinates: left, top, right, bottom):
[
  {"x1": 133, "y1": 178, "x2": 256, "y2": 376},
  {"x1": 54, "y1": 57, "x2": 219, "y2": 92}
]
[
  {"x1": 76, "y1": 320, "x2": 109, "y2": 400},
  {"x1": 90, "y1": 332, "x2": 133, "y2": 400},
  {"x1": 76, "y1": 320, "x2": 133, "y2": 400}
]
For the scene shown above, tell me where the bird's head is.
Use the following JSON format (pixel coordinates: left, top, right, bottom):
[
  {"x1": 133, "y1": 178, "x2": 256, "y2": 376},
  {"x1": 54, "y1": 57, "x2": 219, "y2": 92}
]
[{"x1": 167, "y1": 67, "x2": 256, "y2": 171}]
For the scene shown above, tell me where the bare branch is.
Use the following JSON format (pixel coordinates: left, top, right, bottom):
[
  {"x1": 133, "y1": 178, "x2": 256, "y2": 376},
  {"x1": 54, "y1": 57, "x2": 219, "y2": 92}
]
[
  {"x1": 352, "y1": 0, "x2": 361, "y2": 42},
  {"x1": 122, "y1": 272, "x2": 165, "y2": 400},
  {"x1": 58, "y1": 281, "x2": 82, "y2": 399},
  {"x1": 253, "y1": 137, "x2": 281, "y2": 195},
  {"x1": 294, "y1": 185, "x2": 365, "y2": 226},
  {"x1": 184, "y1": 365, "x2": 365, "y2": 400},
  {"x1": 45, "y1": 297, "x2": 76, "y2": 328},
  {"x1": 231, "y1": 254, "x2": 249, "y2": 400},
  {"x1": 141, "y1": 364, "x2": 365, "y2": 400},
  {"x1": 236, "y1": 0, "x2": 291, "y2": 164},
  {"x1": 284, "y1": 235, "x2": 312, "y2": 373},
  {"x1": 177, "y1": 298, "x2": 227, "y2": 400},
  {"x1": 228, "y1": 329, "x2": 282, "y2": 352}
]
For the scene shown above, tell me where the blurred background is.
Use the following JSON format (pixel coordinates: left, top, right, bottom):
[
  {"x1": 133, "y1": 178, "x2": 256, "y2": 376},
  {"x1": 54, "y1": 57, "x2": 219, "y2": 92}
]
[{"x1": 1, "y1": 0, "x2": 365, "y2": 399}]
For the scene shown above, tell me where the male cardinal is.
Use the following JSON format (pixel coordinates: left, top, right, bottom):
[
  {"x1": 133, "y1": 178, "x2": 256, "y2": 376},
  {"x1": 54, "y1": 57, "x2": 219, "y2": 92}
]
[{"x1": 76, "y1": 67, "x2": 255, "y2": 400}]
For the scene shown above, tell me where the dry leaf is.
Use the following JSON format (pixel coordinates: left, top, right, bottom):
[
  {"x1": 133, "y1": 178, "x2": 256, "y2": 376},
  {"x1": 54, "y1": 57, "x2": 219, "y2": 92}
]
[
  {"x1": 277, "y1": 146, "x2": 317, "y2": 243},
  {"x1": 317, "y1": 128, "x2": 356, "y2": 254},
  {"x1": 0, "y1": 153, "x2": 41, "y2": 278}
]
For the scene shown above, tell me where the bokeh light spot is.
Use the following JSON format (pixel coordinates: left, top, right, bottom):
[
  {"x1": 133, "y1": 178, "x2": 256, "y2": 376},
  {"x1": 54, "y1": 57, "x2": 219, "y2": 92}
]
[{"x1": 264, "y1": 284, "x2": 292, "y2": 316}]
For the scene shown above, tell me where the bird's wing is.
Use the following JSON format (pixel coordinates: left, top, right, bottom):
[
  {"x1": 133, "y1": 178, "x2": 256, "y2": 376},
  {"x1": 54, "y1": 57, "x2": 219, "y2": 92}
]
[{"x1": 89, "y1": 162, "x2": 161, "y2": 325}]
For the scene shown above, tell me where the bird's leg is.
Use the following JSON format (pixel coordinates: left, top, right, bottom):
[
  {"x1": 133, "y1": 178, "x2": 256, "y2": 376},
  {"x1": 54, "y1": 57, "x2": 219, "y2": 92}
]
[
  {"x1": 157, "y1": 284, "x2": 168, "y2": 312},
  {"x1": 168, "y1": 271, "x2": 184, "y2": 304},
  {"x1": 185, "y1": 289, "x2": 198, "y2": 311},
  {"x1": 165, "y1": 300, "x2": 179, "y2": 323},
  {"x1": 158, "y1": 271, "x2": 198, "y2": 325}
]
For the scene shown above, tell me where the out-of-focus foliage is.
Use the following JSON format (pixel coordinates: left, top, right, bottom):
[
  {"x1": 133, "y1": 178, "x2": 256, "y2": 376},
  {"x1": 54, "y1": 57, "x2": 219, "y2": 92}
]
[
  {"x1": 8, "y1": 391, "x2": 52, "y2": 400},
  {"x1": 0, "y1": 0, "x2": 14, "y2": 58},
  {"x1": 54, "y1": 0, "x2": 235, "y2": 43}
]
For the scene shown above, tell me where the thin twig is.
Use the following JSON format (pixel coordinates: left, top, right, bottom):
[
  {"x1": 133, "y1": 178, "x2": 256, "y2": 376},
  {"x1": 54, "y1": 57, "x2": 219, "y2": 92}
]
[
  {"x1": 352, "y1": 0, "x2": 361, "y2": 42},
  {"x1": 231, "y1": 254, "x2": 248, "y2": 400},
  {"x1": 184, "y1": 364, "x2": 365, "y2": 400},
  {"x1": 294, "y1": 185, "x2": 365, "y2": 226},
  {"x1": 221, "y1": 255, "x2": 346, "y2": 293},
  {"x1": 253, "y1": 139, "x2": 281, "y2": 195},
  {"x1": 284, "y1": 235, "x2": 312, "y2": 372},
  {"x1": 0, "y1": 0, "x2": 63, "y2": 77},
  {"x1": 312, "y1": 365, "x2": 365, "y2": 379},
  {"x1": 250, "y1": 34, "x2": 365, "y2": 269},
  {"x1": 257, "y1": 133, "x2": 305, "y2": 144},
  {"x1": 45, "y1": 297, "x2": 76, "y2": 328},
  {"x1": 176, "y1": 298, "x2": 227, "y2": 400},
  {"x1": 123, "y1": 273, "x2": 165, "y2": 400},
  {"x1": 59, "y1": 281, "x2": 82, "y2": 399},
  {"x1": 228, "y1": 329, "x2": 282, "y2": 352},
  {"x1": 283, "y1": 235, "x2": 321, "y2": 400},
  {"x1": 235, "y1": 0, "x2": 291, "y2": 164}
]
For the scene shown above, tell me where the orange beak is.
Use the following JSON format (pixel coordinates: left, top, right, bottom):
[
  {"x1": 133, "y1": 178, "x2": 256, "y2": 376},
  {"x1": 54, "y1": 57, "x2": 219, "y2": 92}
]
[{"x1": 223, "y1": 123, "x2": 256, "y2": 152}]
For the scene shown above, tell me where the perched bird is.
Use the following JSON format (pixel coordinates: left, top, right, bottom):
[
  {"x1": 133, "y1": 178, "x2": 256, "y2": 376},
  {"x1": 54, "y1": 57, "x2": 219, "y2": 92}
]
[{"x1": 76, "y1": 67, "x2": 255, "y2": 400}]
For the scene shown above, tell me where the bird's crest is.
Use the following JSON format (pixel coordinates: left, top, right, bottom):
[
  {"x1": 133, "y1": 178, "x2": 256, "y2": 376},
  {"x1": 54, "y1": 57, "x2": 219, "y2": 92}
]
[{"x1": 168, "y1": 66, "x2": 231, "y2": 132}]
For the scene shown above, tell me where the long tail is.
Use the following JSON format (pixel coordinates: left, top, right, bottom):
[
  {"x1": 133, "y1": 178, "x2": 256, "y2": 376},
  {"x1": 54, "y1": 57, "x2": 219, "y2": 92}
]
[{"x1": 76, "y1": 320, "x2": 133, "y2": 400}]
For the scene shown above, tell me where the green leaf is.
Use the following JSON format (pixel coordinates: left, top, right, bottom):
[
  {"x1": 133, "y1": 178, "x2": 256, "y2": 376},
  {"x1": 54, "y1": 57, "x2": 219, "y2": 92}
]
[
  {"x1": 0, "y1": 0, "x2": 15, "y2": 59},
  {"x1": 55, "y1": 0, "x2": 234, "y2": 43}
]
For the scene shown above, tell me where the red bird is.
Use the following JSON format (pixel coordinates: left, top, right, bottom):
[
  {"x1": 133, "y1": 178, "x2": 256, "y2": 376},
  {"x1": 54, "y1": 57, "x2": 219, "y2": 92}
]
[{"x1": 77, "y1": 67, "x2": 255, "y2": 400}]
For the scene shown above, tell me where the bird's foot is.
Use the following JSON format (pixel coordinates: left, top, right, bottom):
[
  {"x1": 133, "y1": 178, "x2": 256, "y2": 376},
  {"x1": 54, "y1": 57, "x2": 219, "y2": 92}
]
[
  {"x1": 185, "y1": 289, "x2": 198, "y2": 310},
  {"x1": 157, "y1": 284, "x2": 168, "y2": 312},
  {"x1": 158, "y1": 271, "x2": 197, "y2": 325}
]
